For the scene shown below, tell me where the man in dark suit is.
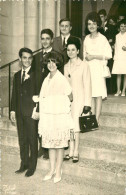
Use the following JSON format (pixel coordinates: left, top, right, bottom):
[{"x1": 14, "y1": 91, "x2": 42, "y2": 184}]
[
  {"x1": 52, "y1": 18, "x2": 83, "y2": 64},
  {"x1": 10, "y1": 48, "x2": 38, "y2": 177},
  {"x1": 32, "y1": 29, "x2": 63, "y2": 159}
]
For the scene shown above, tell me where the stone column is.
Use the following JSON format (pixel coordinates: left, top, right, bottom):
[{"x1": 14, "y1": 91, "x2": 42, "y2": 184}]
[
  {"x1": 42, "y1": 0, "x2": 56, "y2": 35},
  {"x1": 24, "y1": 0, "x2": 39, "y2": 51}
]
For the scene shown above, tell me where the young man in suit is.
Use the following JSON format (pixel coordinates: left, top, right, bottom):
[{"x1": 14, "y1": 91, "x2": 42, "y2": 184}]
[
  {"x1": 10, "y1": 48, "x2": 38, "y2": 177},
  {"x1": 52, "y1": 18, "x2": 83, "y2": 64},
  {"x1": 32, "y1": 29, "x2": 63, "y2": 159}
]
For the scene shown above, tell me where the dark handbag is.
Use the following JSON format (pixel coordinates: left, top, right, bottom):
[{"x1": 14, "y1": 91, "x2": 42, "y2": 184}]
[{"x1": 79, "y1": 112, "x2": 98, "y2": 133}]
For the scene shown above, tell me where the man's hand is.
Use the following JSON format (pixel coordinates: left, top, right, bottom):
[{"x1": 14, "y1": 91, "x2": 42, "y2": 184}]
[{"x1": 10, "y1": 112, "x2": 16, "y2": 123}]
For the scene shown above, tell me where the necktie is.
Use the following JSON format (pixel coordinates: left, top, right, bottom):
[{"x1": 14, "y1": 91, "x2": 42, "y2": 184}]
[
  {"x1": 22, "y1": 70, "x2": 25, "y2": 83},
  {"x1": 63, "y1": 37, "x2": 66, "y2": 48},
  {"x1": 43, "y1": 52, "x2": 47, "y2": 56}
]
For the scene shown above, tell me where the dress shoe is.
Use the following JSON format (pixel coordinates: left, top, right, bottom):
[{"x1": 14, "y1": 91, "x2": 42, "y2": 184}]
[
  {"x1": 114, "y1": 91, "x2": 121, "y2": 96},
  {"x1": 121, "y1": 93, "x2": 125, "y2": 97},
  {"x1": 15, "y1": 166, "x2": 28, "y2": 174},
  {"x1": 25, "y1": 169, "x2": 35, "y2": 177},
  {"x1": 64, "y1": 154, "x2": 73, "y2": 161},
  {"x1": 73, "y1": 155, "x2": 79, "y2": 163},
  {"x1": 54, "y1": 169, "x2": 62, "y2": 184},
  {"x1": 43, "y1": 173, "x2": 54, "y2": 181}
]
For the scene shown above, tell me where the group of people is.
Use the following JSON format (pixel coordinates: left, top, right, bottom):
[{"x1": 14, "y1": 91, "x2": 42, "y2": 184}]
[
  {"x1": 10, "y1": 10, "x2": 126, "y2": 183},
  {"x1": 96, "y1": 9, "x2": 126, "y2": 95}
]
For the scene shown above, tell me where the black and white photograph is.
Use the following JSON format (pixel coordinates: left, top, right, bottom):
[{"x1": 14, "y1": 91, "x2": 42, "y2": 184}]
[{"x1": 0, "y1": 0, "x2": 126, "y2": 194}]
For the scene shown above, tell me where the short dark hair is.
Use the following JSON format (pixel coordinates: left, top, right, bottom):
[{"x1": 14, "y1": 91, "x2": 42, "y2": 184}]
[
  {"x1": 118, "y1": 19, "x2": 126, "y2": 28},
  {"x1": 67, "y1": 36, "x2": 81, "y2": 50},
  {"x1": 59, "y1": 18, "x2": 72, "y2": 26},
  {"x1": 108, "y1": 15, "x2": 117, "y2": 24},
  {"x1": 85, "y1": 11, "x2": 102, "y2": 31},
  {"x1": 43, "y1": 51, "x2": 63, "y2": 70},
  {"x1": 19, "y1": 47, "x2": 33, "y2": 58},
  {"x1": 98, "y1": 9, "x2": 107, "y2": 16},
  {"x1": 41, "y1": 29, "x2": 54, "y2": 39}
]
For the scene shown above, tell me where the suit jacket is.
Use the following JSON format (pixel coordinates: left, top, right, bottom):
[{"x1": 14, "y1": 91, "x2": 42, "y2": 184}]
[
  {"x1": 11, "y1": 67, "x2": 37, "y2": 117},
  {"x1": 52, "y1": 35, "x2": 83, "y2": 64}
]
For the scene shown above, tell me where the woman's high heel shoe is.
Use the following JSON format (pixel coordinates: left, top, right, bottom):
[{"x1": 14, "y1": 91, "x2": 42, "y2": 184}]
[
  {"x1": 43, "y1": 172, "x2": 55, "y2": 181},
  {"x1": 114, "y1": 91, "x2": 121, "y2": 96},
  {"x1": 54, "y1": 170, "x2": 62, "y2": 184}
]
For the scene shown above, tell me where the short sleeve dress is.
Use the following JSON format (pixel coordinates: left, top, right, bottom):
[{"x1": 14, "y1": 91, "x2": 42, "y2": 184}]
[
  {"x1": 112, "y1": 32, "x2": 126, "y2": 74},
  {"x1": 83, "y1": 32, "x2": 112, "y2": 99},
  {"x1": 38, "y1": 70, "x2": 74, "y2": 148}
]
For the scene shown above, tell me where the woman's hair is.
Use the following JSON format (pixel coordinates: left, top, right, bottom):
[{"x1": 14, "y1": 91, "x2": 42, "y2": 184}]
[
  {"x1": 66, "y1": 36, "x2": 81, "y2": 50},
  {"x1": 43, "y1": 51, "x2": 64, "y2": 69},
  {"x1": 85, "y1": 12, "x2": 102, "y2": 34},
  {"x1": 117, "y1": 19, "x2": 126, "y2": 29}
]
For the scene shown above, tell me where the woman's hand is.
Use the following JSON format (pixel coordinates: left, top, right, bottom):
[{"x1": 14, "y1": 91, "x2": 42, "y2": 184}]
[
  {"x1": 83, "y1": 106, "x2": 91, "y2": 114},
  {"x1": 122, "y1": 46, "x2": 126, "y2": 51},
  {"x1": 85, "y1": 53, "x2": 94, "y2": 61},
  {"x1": 32, "y1": 95, "x2": 39, "y2": 103}
]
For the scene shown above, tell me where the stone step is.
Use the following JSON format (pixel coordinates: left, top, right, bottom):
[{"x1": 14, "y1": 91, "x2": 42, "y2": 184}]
[
  {"x1": 1, "y1": 145, "x2": 126, "y2": 187},
  {"x1": 80, "y1": 126, "x2": 126, "y2": 145},
  {"x1": 1, "y1": 129, "x2": 126, "y2": 165},
  {"x1": 102, "y1": 96, "x2": 126, "y2": 114},
  {"x1": 100, "y1": 113, "x2": 126, "y2": 128},
  {"x1": 1, "y1": 117, "x2": 126, "y2": 146},
  {"x1": 1, "y1": 96, "x2": 126, "y2": 118},
  {"x1": 1, "y1": 148, "x2": 124, "y2": 195}
]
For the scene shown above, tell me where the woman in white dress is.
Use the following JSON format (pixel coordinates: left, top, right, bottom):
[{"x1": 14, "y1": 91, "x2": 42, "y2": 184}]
[
  {"x1": 38, "y1": 51, "x2": 73, "y2": 183},
  {"x1": 112, "y1": 19, "x2": 126, "y2": 96},
  {"x1": 83, "y1": 12, "x2": 112, "y2": 123},
  {"x1": 64, "y1": 37, "x2": 92, "y2": 163}
]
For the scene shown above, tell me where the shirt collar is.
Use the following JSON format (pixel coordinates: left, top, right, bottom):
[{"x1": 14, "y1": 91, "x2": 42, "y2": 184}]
[
  {"x1": 61, "y1": 34, "x2": 70, "y2": 43},
  {"x1": 21, "y1": 66, "x2": 31, "y2": 75},
  {"x1": 43, "y1": 47, "x2": 52, "y2": 54}
]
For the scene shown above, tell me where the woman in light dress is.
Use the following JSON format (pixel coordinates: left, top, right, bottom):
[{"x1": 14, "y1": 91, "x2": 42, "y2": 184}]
[
  {"x1": 64, "y1": 37, "x2": 92, "y2": 163},
  {"x1": 38, "y1": 51, "x2": 74, "y2": 183},
  {"x1": 83, "y1": 12, "x2": 112, "y2": 124},
  {"x1": 112, "y1": 19, "x2": 126, "y2": 96}
]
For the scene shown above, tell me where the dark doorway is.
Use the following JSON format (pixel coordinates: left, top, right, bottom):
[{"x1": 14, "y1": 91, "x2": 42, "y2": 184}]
[{"x1": 66, "y1": 0, "x2": 83, "y2": 39}]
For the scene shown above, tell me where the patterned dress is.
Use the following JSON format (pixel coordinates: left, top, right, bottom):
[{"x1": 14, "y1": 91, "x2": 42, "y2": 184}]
[{"x1": 38, "y1": 70, "x2": 74, "y2": 148}]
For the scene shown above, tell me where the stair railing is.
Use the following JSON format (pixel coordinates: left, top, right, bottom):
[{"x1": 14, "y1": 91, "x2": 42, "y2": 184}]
[{"x1": 0, "y1": 47, "x2": 43, "y2": 119}]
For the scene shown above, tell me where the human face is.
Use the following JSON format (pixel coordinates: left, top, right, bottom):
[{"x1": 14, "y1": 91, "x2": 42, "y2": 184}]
[
  {"x1": 87, "y1": 20, "x2": 98, "y2": 33},
  {"x1": 99, "y1": 14, "x2": 106, "y2": 23},
  {"x1": 120, "y1": 23, "x2": 126, "y2": 33},
  {"x1": 47, "y1": 59, "x2": 57, "y2": 73},
  {"x1": 109, "y1": 19, "x2": 116, "y2": 26},
  {"x1": 41, "y1": 33, "x2": 53, "y2": 49},
  {"x1": 59, "y1": 21, "x2": 72, "y2": 36},
  {"x1": 20, "y1": 52, "x2": 33, "y2": 70},
  {"x1": 67, "y1": 44, "x2": 79, "y2": 59},
  {"x1": 118, "y1": 16, "x2": 125, "y2": 22}
]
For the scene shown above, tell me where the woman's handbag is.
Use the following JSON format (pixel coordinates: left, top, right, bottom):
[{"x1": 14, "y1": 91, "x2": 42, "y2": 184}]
[
  {"x1": 79, "y1": 112, "x2": 98, "y2": 133},
  {"x1": 102, "y1": 64, "x2": 111, "y2": 78}
]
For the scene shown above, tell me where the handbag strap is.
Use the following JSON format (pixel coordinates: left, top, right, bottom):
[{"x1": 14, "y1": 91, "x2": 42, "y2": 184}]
[{"x1": 81, "y1": 111, "x2": 92, "y2": 116}]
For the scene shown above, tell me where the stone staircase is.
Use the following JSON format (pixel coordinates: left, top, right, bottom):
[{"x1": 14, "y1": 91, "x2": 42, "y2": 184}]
[{"x1": 0, "y1": 96, "x2": 126, "y2": 195}]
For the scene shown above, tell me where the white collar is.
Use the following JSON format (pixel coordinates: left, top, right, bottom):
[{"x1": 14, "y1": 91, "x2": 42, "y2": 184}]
[
  {"x1": 43, "y1": 47, "x2": 52, "y2": 54},
  {"x1": 21, "y1": 66, "x2": 31, "y2": 75},
  {"x1": 61, "y1": 34, "x2": 70, "y2": 43}
]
